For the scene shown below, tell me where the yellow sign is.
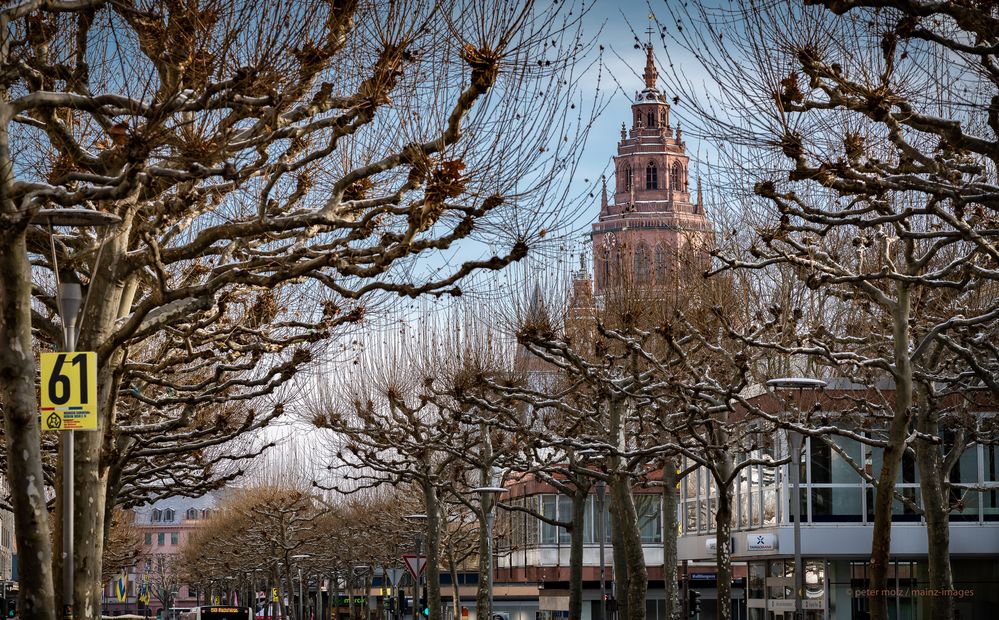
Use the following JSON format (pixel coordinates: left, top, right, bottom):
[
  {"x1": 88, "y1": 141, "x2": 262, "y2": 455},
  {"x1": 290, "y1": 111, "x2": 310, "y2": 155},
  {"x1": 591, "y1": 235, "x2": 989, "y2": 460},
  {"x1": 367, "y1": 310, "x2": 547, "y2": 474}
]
[
  {"x1": 40, "y1": 352, "x2": 98, "y2": 430},
  {"x1": 272, "y1": 588, "x2": 279, "y2": 602}
]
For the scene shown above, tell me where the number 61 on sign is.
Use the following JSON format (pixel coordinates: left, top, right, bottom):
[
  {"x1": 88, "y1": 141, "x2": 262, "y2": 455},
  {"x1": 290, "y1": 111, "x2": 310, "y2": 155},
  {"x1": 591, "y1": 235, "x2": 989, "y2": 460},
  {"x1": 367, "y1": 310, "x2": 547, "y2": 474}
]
[{"x1": 40, "y1": 352, "x2": 98, "y2": 431}]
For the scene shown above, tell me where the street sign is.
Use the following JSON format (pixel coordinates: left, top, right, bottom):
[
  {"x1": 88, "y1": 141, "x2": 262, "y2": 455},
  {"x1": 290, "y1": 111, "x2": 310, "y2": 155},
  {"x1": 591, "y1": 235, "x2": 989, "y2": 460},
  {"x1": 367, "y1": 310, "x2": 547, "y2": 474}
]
[
  {"x1": 402, "y1": 555, "x2": 427, "y2": 580},
  {"x1": 385, "y1": 568, "x2": 405, "y2": 587},
  {"x1": 40, "y1": 352, "x2": 98, "y2": 430}
]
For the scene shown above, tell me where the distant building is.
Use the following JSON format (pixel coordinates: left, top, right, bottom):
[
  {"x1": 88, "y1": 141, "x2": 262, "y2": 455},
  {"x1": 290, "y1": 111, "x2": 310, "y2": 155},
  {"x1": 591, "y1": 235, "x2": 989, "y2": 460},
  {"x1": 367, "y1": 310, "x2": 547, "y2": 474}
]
[
  {"x1": 102, "y1": 494, "x2": 219, "y2": 617},
  {"x1": 589, "y1": 45, "x2": 713, "y2": 297}
]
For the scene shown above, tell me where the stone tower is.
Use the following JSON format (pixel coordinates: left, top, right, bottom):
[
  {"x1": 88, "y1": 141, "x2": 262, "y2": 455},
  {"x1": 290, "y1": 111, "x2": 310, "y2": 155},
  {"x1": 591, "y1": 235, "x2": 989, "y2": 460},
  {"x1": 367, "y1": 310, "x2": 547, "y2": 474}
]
[{"x1": 589, "y1": 45, "x2": 713, "y2": 295}]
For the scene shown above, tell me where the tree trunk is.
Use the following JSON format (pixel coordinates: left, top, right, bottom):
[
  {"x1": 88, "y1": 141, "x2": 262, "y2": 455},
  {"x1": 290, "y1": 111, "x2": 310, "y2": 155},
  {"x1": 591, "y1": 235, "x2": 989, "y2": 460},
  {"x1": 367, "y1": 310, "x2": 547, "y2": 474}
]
[
  {"x1": 662, "y1": 465, "x2": 680, "y2": 620},
  {"x1": 611, "y1": 474, "x2": 647, "y2": 620},
  {"x1": 869, "y1": 290, "x2": 913, "y2": 620},
  {"x1": 713, "y1": 474, "x2": 733, "y2": 620},
  {"x1": 0, "y1": 221, "x2": 57, "y2": 618},
  {"x1": 610, "y1": 499, "x2": 630, "y2": 620},
  {"x1": 914, "y1": 409, "x2": 954, "y2": 620},
  {"x1": 422, "y1": 481, "x2": 443, "y2": 620},
  {"x1": 567, "y1": 485, "x2": 588, "y2": 620},
  {"x1": 73, "y1": 224, "x2": 127, "y2": 619},
  {"x1": 446, "y1": 543, "x2": 461, "y2": 620}
]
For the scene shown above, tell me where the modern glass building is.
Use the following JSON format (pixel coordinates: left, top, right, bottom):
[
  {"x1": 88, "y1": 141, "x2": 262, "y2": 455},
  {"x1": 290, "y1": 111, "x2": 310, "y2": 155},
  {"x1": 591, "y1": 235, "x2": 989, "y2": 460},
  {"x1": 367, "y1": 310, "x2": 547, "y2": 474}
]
[{"x1": 677, "y1": 390, "x2": 999, "y2": 620}]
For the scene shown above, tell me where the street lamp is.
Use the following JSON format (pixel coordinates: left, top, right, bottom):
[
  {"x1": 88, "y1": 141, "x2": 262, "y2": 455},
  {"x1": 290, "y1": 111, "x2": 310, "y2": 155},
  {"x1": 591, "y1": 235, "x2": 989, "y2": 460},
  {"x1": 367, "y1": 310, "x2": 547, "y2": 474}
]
[
  {"x1": 31, "y1": 207, "x2": 121, "y2": 620},
  {"x1": 351, "y1": 566, "x2": 371, "y2": 620},
  {"x1": 403, "y1": 514, "x2": 428, "y2": 620},
  {"x1": 767, "y1": 377, "x2": 827, "y2": 620},
  {"x1": 292, "y1": 554, "x2": 312, "y2": 620},
  {"x1": 470, "y1": 486, "x2": 508, "y2": 620}
]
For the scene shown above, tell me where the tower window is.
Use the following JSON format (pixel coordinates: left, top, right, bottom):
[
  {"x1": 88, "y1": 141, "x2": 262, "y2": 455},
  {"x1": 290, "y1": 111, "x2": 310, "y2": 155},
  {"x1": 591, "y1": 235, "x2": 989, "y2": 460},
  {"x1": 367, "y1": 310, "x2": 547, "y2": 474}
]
[
  {"x1": 634, "y1": 245, "x2": 650, "y2": 283},
  {"x1": 623, "y1": 166, "x2": 632, "y2": 192},
  {"x1": 647, "y1": 112, "x2": 654, "y2": 127},
  {"x1": 656, "y1": 244, "x2": 670, "y2": 282},
  {"x1": 671, "y1": 162, "x2": 684, "y2": 192},
  {"x1": 646, "y1": 162, "x2": 658, "y2": 190}
]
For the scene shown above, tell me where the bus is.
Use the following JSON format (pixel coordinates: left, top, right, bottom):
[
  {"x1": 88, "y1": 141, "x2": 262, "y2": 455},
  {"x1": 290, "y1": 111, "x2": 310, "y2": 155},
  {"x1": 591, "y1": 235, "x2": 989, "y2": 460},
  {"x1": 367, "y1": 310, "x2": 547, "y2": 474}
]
[{"x1": 178, "y1": 606, "x2": 252, "y2": 620}]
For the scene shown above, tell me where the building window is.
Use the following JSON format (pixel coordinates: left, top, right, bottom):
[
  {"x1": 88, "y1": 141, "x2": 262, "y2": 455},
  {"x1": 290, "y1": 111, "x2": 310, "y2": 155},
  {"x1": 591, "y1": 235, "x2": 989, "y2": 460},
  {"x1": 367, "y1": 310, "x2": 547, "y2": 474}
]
[
  {"x1": 186, "y1": 508, "x2": 198, "y2": 520},
  {"x1": 171, "y1": 532, "x2": 179, "y2": 545},
  {"x1": 151, "y1": 509, "x2": 161, "y2": 522},
  {"x1": 157, "y1": 533, "x2": 165, "y2": 546},
  {"x1": 164, "y1": 508, "x2": 175, "y2": 522},
  {"x1": 636, "y1": 495, "x2": 663, "y2": 543},
  {"x1": 645, "y1": 162, "x2": 658, "y2": 190},
  {"x1": 634, "y1": 244, "x2": 650, "y2": 283},
  {"x1": 809, "y1": 436, "x2": 863, "y2": 522},
  {"x1": 647, "y1": 111, "x2": 655, "y2": 127},
  {"x1": 202, "y1": 509, "x2": 211, "y2": 519},
  {"x1": 671, "y1": 161, "x2": 683, "y2": 192},
  {"x1": 655, "y1": 244, "x2": 669, "y2": 282},
  {"x1": 622, "y1": 166, "x2": 632, "y2": 193},
  {"x1": 144, "y1": 533, "x2": 152, "y2": 545}
]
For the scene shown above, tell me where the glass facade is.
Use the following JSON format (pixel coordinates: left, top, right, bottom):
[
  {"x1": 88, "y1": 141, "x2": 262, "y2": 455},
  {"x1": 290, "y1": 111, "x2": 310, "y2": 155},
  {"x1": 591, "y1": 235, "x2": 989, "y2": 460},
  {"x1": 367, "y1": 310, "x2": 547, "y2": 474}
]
[
  {"x1": 537, "y1": 492, "x2": 661, "y2": 545},
  {"x1": 681, "y1": 432, "x2": 999, "y2": 530}
]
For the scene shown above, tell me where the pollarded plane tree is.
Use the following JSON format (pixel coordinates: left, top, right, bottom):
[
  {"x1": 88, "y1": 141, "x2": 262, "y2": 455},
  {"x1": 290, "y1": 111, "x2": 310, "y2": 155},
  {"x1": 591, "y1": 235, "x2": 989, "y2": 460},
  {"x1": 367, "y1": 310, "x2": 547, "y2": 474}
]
[
  {"x1": 430, "y1": 327, "x2": 616, "y2": 620},
  {"x1": 0, "y1": 1, "x2": 594, "y2": 617},
  {"x1": 660, "y1": 2, "x2": 999, "y2": 618},
  {"x1": 180, "y1": 484, "x2": 331, "y2": 620},
  {"x1": 551, "y1": 267, "x2": 791, "y2": 620},
  {"x1": 501, "y1": 283, "x2": 695, "y2": 620},
  {"x1": 309, "y1": 334, "x2": 483, "y2": 620}
]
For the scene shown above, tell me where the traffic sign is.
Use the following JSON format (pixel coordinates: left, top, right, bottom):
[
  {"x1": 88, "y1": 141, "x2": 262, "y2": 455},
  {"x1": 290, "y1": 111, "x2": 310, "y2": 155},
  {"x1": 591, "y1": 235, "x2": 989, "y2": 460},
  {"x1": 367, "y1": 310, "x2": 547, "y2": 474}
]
[
  {"x1": 403, "y1": 555, "x2": 427, "y2": 580},
  {"x1": 385, "y1": 568, "x2": 405, "y2": 586},
  {"x1": 40, "y1": 352, "x2": 98, "y2": 430}
]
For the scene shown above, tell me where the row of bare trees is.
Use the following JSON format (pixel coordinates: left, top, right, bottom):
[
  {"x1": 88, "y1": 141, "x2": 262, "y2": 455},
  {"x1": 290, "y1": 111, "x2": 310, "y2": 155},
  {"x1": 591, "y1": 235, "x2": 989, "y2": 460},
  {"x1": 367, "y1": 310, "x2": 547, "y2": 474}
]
[{"x1": 0, "y1": 0, "x2": 596, "y2": 617}]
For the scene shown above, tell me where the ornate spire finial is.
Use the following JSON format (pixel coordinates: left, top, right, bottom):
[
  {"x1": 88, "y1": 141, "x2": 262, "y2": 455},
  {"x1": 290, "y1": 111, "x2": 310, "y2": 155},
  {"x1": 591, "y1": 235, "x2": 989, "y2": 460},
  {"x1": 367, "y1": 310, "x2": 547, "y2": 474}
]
[
  {"x1": 643, "y1": 44, "x2": 658, "y2": 90},
  {"x1": 697, "y1": 175, "x2": 703, "y2": 208},
  {"x1": 601, "y1": 175, "x2": 608, "y2": 211}
]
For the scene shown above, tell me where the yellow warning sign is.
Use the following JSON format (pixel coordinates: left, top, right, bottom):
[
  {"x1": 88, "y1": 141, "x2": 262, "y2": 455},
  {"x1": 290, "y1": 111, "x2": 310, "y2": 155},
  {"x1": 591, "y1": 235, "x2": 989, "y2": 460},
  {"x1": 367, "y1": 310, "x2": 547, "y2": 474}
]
[{"x1": 40, "y1": 352, "x2": 98, "y2": 430}]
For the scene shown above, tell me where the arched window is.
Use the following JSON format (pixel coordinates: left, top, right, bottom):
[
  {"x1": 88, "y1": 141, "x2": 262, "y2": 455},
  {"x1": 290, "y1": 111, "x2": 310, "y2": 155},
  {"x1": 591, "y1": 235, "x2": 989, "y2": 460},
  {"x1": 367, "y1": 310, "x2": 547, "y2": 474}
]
[
  {"x1": 164, "y1": 508, "x2": 175, "y2": 522},
  {"x1": 186, "y1": 508, "x2": 198, "y2": 520},
  {"x1": 623, "y1": 165, "x2": 632, "y2": 192},
  {"x1": 202, "y1": 509, "x2": 211, "y2": 519},
  {"x1": 634, "y1": 244, "x2": 650, "y2": 283},
  {"x1": 646, "y1": 162, "x2": 658, "y2": 190},
  {"x1": 655, "y1": 244, "x2": 670, "y2": 282},
  {"x1": 671, "y1": 162, "x2": 683, "y2": 192},
  {"x1": 647, "y1": 111, "x2": 655, "y2": 128},
  {"x1": 151, "y1": 509, "x2": 162, "y2": 522}
]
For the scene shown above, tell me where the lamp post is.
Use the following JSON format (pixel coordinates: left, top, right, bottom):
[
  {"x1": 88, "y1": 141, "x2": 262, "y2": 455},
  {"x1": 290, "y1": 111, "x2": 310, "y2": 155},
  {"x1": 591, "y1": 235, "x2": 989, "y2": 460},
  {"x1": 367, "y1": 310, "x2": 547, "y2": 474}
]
[
  {"x1": 292, "y1": 555, "x2": 312, "y2": 620},
  {"x1": 351, "y1": 566, "x2": 371, "y2": 620},
  {"x1": 31, "y1": 207, "x2": 121, "y2": 620},
  {"x1": 767, "y1": 377, "x2": 827, "y2": 620},
  {"x1": 595, "y1": 480, "x2": 607, "y2": 620},
  {"x1": 403, "y1": 514, "x2": 428, "y2": 620},
  {"x1": 470, "y1": 486, "x2": 508, "y2": 620}
]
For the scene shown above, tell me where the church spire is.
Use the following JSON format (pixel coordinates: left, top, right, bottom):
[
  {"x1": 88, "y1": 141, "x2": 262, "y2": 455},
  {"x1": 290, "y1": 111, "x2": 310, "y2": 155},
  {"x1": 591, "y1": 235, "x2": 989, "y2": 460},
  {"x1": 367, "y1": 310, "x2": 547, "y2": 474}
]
[{"x1": 643, "y1": 45, "x2": 658, "y2": 90}]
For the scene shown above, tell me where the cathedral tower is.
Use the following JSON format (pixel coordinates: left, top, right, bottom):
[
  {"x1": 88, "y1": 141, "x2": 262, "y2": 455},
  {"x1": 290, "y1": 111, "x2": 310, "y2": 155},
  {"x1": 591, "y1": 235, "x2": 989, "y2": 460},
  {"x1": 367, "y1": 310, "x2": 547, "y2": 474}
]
[{"x1": 590, "y1": 45, "x2": 713, "y2": 295}]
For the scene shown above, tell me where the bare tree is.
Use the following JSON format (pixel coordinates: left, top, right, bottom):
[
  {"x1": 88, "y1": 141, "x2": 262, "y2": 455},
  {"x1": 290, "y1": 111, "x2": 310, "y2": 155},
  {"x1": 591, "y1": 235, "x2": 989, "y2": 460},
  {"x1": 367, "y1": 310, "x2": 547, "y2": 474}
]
[
  {"x1": 0, "y1": 0, "x2": 596, "y2": 617},
  {"x1": 657, "y1": 1, "x2": 999, "y2": 617}
]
